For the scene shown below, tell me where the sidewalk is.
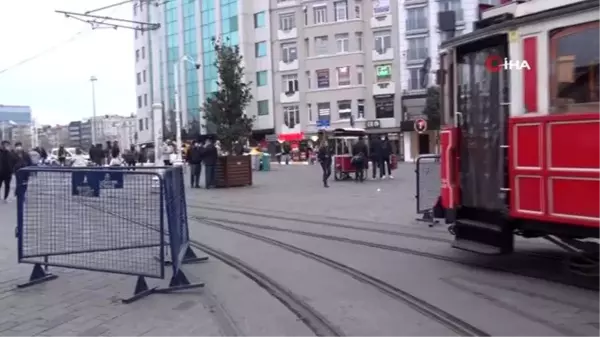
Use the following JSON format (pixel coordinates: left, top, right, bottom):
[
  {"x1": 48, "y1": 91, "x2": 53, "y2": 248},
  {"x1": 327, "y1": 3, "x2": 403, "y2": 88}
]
[{"x1": 0, "y1": 200, "x2": 222, "y2": 336}]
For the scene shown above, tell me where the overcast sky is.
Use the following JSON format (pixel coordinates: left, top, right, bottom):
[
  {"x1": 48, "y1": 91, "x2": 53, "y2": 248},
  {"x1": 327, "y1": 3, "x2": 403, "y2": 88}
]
[{"x1": 0, "y1": 0, "x2": 136, "y2": 126}]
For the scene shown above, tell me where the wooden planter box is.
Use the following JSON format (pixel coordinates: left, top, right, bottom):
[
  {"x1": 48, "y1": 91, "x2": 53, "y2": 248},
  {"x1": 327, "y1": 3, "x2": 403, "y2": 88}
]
[{"x1": 216, "y1": 155, "x2": 253, "y2": 188}]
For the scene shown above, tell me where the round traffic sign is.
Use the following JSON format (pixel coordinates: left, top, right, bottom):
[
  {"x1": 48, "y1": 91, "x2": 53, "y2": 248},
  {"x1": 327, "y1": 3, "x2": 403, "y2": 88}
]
[{"x1": 414, "y1": 118, "x2": 427, "y2": 133}]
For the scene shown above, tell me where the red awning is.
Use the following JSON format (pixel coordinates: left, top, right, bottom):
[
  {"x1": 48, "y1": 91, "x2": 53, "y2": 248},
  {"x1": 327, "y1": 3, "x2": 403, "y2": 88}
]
[{"x1": 278, "y1": 132, "x2": 304, "y2": 142}]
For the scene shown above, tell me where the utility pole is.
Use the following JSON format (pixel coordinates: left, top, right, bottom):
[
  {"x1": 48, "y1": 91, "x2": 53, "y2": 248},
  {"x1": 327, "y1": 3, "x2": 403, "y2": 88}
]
[{"x1": 90, "y1": 76, "x2": 98, "y2": 145}]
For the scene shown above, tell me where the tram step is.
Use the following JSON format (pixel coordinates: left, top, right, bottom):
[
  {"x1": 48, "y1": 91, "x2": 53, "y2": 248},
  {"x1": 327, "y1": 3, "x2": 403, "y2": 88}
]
[{"x1": 452, "y1": 219, "x2": 514, "y2": 255}]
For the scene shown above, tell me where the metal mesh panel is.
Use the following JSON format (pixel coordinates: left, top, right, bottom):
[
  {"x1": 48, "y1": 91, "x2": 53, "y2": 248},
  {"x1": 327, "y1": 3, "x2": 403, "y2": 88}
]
[
  {"x1": 415, "y1": 154, "x2": 441, "y2": 214},
  {"x1": 163, "y1": 167, "x2": 190, "y2": 274},
  {"x1": 16, "y1": 167, "x2": 165, "y2": 278}
]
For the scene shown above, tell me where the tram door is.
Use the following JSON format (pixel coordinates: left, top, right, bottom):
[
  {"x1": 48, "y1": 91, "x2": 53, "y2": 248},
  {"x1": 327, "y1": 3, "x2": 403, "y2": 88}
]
[{"x1": 456, "y1": 41, "x2": 508, "y2": 215}]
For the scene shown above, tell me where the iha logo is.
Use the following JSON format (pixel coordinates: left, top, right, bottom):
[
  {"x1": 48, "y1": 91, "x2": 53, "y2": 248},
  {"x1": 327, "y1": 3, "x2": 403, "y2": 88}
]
[{"x1": 485, "y1": 55, "x2": 531, "y2": 72}]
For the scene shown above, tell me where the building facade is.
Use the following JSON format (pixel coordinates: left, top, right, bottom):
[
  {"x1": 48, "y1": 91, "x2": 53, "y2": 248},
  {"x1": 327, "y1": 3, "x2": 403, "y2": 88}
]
[
  {"x1": 134, "y1": 0, "x2": 275, "y2": 144},
  {"x1": 68, "y1": 121, "x2": 82, "y2": 148},
  {"x1": 270, "y1": 0, "x2": 402, "y2": 145},
  {"x1": 0, "y1": 105, "x2": 32, "y2": 126},
  {"x1": 117, "y1": 116, "x2": 138, "y2": 150},
  {"x1": 397, "y1": 0, "x2": 500, "y2": 161}
]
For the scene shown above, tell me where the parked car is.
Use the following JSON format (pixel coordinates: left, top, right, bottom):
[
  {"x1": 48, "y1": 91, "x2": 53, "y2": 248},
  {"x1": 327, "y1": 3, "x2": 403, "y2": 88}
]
[{"x1": 48, "y1": 147, "x2": 90, "y2": 166}]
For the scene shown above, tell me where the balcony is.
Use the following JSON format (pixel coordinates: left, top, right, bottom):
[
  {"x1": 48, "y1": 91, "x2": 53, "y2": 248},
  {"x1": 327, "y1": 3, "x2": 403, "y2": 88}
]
[
  {"x1": 277, "y1": 0, "x2": 297, "y2": 8},
  {"x1": 372, "y1": 48, "x2": 394, "y2": 61},
  {"x1": 279, "y1": 59, "x2": 299, "y2": 71},
  {"x1": 372, "y1": 81, "x2": 396, "y2": 96},
  {"x1": 370, "y1": 14, "x2": 392, "y2": 28},
  {"x1": 280, "y1": 91, "x2": 300, "y2": 103},
  {"x1": 277, "y1": 28, "x2": 297, "y2": 40}
]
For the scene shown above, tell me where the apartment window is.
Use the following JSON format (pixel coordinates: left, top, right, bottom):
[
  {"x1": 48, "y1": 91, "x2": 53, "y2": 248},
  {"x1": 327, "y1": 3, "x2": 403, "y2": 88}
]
[
  {"x1": 375, "y1": 95, "x2": 394, "y2": 119},
  {"x1": 356, "y1": 65, "x2": 364, "y2": 85},
  {"x1": 254, "y1": 11, "x2": 266, "y2": 28},
  {"x1": 134, "y1": 3, "x2": 137, "y2": 15},
  {"x1": 145, "y1": 118, "x2": 149, "y2": 130},
  {"x1": 137, "y1": 96, "x2": 142, "y2": 109},
  {"x1": 317, "y1": 102, "x2": 331, "y2": 121},
  {"x1": 143, "y1": 94, "x2": 148, "y2": 106},
  {"x1": 305, "y1": 71, "x2": 311, "y2": 89},
  {"x1": 136, "y1": 72, "x2": 141, "y2": 85},
  {"x1": 257, "y1": 100, "x2": 269, "y2": 115},
  {"x1": 337, "y1": 100, "x2": 352, "y2": 120},
  {"x1": 281, "y1": 43, "x2": 298, "y2": 63},
  {"x1": 439, "y1": 0, "x2": 464, "y2": 22},
  {"x1": 255, "y1": 41, "x2": 267, "y2": 57},
  {"x1": 336, "y1": 66, "x2": 350, "y2": 86},
  {"x1": 143, "y1": 70, "x2": 147, "y2": 83},
  {"x1": 135, "y1": 30, "x2": 138, "y2": 39},
  {"x1": 138, "y1": 119, "x2": 143, "y2": 131},
  {"x1": 304, "y1": 7, "x2": 308, "y2": 25},
  {"x1": 136, "y1": 49, "x2": 140, "y2": 62},
  {"x1": 407, "y1": 38, "x2": 428, "y2": 61},
  {"x1": 307, "y1": 103, "x2": 313, "y2": 122},
  {"x1": 409, "y1": 68, "x2": 422, "y2": 90},
  {"x1": 282, "y1": 74, "x2": 299, "y2": 94},
  {"x1": 335, "y1": 33, "x2": 349, "y2": 53},
  {"x1": 316, "y1": 69, "x2": 330, "y2": 88},
  {"x1": 374, "y1": 30, "x2": 392, "y2": 54},
  {"x1": 313, "y1": 5, "x2": 327, "y2": 24},
  {"x1": 355, "y1": 32, "x2": 363, "y2": 51},
  {"x1": 283, "y1": 105, "x2": 300, "y2": 128},
  {"x1": 256, "y1": 71, "x2": 268, "y2": 87},
  {"x1": 142, "y1": 46, "x2": 146, "y2": 59},
  {"x1": 315, "y1": 36, "x2": 329, "y2": 55},
  {"x1": 304, "y1": 38, "x2": 309, "y2": 56},
  {"x1": 279, "y1": 13, "x2": 295, "y2": 31},
  {"x1": 355, "y1": 1, "x2": 362, "y2": 18},
  {"x1": 406, "y1": 7, "x2": 427, "y2": 31},
  {"x1": 357, "y1": 99, "x2": 365, "y2": 119},
  {"x1": 334, "y1": 1, "x2": 348, "y2": 22}
]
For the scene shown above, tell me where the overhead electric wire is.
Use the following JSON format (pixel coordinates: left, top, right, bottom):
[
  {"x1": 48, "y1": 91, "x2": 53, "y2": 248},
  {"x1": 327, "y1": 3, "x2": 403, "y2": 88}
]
[{"x1": 0, "y1": 1, "x2": 131, "y2": 77}]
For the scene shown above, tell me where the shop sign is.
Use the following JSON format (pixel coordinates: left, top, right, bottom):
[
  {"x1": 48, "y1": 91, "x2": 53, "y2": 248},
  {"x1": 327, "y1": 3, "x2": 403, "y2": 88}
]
[
  {"x1": 365, "y1": 120, "x2": 381, "y2": 129},
  {"x1": 414, "y1": 118, "x2": 427, "y2": 133}
]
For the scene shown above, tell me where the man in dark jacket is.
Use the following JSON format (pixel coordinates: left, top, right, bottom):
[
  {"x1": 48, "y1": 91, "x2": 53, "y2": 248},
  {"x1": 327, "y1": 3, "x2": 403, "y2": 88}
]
[
  {"x1": 317, "y1": 140, "x2": 332, "y2": 188},
  {"x1": 352, "y1": 136, "x2": 368, "y2": 182},
  {"x1": 57, "y1": 145, "x2": 67, "y2": 166},
  {"x1": 380, "y1": 135, "x2": 393, "y2": 179},
  {"x1": 369, "y1": 136, "x2": 383, "y2": 179},
  {"x1": 90, "y1": 144, "x2": 102, "y2": 166},
  {"x1": 12, "y1": 142, "x2": 32, "y2": 197},
  {"x1": 188, "y1": 141, "x2": 204, "y2": 188},
  {"x1": 203, "y1": 138, "x2": 218, "y2": 189},
  {"x1": 0, "y1": 141, "x2": 14, "y2": 202}
]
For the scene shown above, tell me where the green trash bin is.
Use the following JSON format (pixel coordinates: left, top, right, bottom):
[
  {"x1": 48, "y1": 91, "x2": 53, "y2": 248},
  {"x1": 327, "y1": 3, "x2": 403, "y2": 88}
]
[{"x1": 260, "y1": 153, "x2": 271, "y2": 171}]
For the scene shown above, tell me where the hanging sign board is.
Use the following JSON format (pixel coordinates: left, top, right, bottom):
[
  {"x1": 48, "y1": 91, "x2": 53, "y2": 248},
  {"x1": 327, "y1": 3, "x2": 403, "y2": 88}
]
[{"x1": 414, "y1": 118, "x2": 427, "y2": 134}]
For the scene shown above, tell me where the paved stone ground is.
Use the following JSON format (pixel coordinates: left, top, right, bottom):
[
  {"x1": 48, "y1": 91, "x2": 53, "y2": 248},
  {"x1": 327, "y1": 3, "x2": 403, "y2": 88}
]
[{"x1": 0, "y1": 175, "x2": 311, "y2": 336}]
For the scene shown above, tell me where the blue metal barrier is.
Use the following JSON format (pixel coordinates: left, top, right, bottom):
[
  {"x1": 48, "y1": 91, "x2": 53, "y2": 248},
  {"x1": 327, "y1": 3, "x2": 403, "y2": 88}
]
[{"x1": 14, "y1": 166, "x2": 206, "y2": 303}]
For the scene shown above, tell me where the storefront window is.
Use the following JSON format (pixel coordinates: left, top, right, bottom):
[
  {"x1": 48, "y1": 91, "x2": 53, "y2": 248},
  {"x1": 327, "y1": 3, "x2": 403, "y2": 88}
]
[
  {"x1": 374, "y1": 95, "x2": 394, "y2": 118},
  {"x1": 549, "y1": 21, "x2": 599, "y2": 114}
]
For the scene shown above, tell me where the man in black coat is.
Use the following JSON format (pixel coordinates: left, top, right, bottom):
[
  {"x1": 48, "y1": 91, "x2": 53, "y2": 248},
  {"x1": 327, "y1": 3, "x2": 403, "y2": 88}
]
[
  {"x1": 352, "y1": 136, "x2": 368, "y2": 182},
  {"x1": 369, "y1": 136, "x2": 383, "y2": 179},
  {"x1": 203, "y1": 138, "x2": 218, "y2": 189},
  {"x1": 0, "y1": 141, "x2": 14, "y2": 202},
  {"x1": 188, "y1": 141, "x2": 204, "y2": 188},
  {"x1": 380, "y1": 135, "x2": 394, "y2": 179}
]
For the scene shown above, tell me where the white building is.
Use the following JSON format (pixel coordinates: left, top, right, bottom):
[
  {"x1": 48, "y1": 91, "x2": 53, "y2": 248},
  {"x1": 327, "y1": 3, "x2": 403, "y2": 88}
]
[
  {"x1": 117, "y1": 116, "x2": 138, "y2": 149},
  {"x1": 133, "y1": 0, "x2": 275, "y2": 144},
  {"x1": 397, "y1": 0, "x2": 501, "y2": 161}
]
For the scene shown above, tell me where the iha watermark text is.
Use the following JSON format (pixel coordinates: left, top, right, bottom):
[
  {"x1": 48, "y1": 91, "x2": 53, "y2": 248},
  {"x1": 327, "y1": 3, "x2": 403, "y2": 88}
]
[{"x1": 485, "y1": 55, "x2": 531, "y2": 72}]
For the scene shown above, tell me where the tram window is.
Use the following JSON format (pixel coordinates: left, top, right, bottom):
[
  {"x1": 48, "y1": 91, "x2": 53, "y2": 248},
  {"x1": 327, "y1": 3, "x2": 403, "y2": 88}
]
[{"x1": 549, "y1": 21, "x2": 599, "y2": 114}]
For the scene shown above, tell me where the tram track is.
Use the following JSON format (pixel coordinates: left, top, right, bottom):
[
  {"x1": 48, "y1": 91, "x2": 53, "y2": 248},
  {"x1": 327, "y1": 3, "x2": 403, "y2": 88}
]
[
  {"x1": 188, "y1": 204, "x2": 451, "y2": 243},
  {"x1": 192, "y1": 217, "x2": 490, "y2": 337},
  {"x1": 189, "y1": 214, "x2": 599, "y2": 291}
]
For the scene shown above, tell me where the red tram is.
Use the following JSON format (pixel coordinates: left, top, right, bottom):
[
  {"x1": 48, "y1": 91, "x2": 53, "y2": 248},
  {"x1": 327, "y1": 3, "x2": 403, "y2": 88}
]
[{"x1": 435, "y1": 0, "x2": 599, "y2": 258}]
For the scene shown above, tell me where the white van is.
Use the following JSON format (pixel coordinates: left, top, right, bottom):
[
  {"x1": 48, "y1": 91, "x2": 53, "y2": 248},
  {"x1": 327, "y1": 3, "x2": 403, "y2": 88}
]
[{"x1": 48, "y1": 148, "x2": 90, "y2": 166}]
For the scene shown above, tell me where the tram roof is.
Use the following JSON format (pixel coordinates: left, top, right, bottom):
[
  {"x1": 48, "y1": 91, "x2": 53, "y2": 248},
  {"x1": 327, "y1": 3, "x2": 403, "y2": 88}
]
[{"x1": 440, "y1": 0, "x2": 598, "y2": 50}]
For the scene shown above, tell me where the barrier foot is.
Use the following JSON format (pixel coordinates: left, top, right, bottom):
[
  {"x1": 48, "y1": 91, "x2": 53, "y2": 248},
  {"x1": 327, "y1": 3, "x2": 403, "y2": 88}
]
[
  {"x1": 155, "y1": 270, "x2": 204, "y2": 294},
  {"x1": 181, "y1": 246, "x2": 209, "y2": 264},
  {"x1": 416, "y1": 211, "x2": 439, "y2": 227},
  {"x1": 17, "y1": 263, "x2": 58, "y2": 288},
  {"x1": 121, "y1": 276, "x2": 157, "y2": 304}
]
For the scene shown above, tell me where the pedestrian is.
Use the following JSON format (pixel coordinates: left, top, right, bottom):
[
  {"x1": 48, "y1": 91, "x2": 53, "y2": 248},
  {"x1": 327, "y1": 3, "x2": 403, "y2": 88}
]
[
  {"x1": 0, "y1": 141, "x2": 14, "y2": 202},
  {"x1": 351, "y1": 136, "x2": 367, "y2": 182},
  {"x1": 57, "y1": 145, "x2": 67, "y2": 166},
  {"x1": 90, "y1": 144, "x2": 103, "y2": 166},
  {"x1": 203, "y1": 138, "x2": 218, "y2": 189},
  {"x1": 317, "y1": 139, "x2": 332, "y2": 188},
  {"x1": 162, "y1": 141, "x2": 174, "y2": 166},
  {"x1": 71, "y1": 148, "x2": 88, "y2": 167},
  {"x1": 380, "y1": 135, "x2": 394, "y2": 179},
  {"x1": 29, "y1": 147, "x2": 41, "y2": 166},
  {"x1": 124, "y1": 145, "x2": 137, "y2": 169},
  {"x1": 188, "y1": 140, "x2": 204, "y2": 188},
  {"x1": 369, "y1": 135, "x2": 382, "y2": 179},
  {"x1": 104, "y1": 141, "x2": 112, "y2": 165},
  {"x1": 111, "y1": 141, "x2": 120, "y2": 160},
  {"x1": 39, "y1": 147, "x2": 48, "y2": 165},
  {"x1": 12, "y1": 142, "x2": 32, "y2": 198},
  {"x1": 282, "y1": 141, "x2": 291, "y2": 165}
]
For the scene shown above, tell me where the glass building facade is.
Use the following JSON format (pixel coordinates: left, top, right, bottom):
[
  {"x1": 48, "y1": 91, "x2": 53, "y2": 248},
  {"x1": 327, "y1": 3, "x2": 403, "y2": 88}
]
[
  {"x1": 165, "y1": 1, "x2": 178, "y2": 107},
  {"x1": 183, "y1": 1, "x2": 199, "y2": 121},
  {"x1": 201, "y1": 0, "x2": 218, "y2": 95}
]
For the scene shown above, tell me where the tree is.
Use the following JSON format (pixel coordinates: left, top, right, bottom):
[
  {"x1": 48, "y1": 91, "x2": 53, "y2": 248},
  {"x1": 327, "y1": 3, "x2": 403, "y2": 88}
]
[
  {"x1": 202, "y1": 39, "x2": 254, "y2": 154},
  {"x1": 422, "y1": 86, "x2": 441, "y2": 125}
]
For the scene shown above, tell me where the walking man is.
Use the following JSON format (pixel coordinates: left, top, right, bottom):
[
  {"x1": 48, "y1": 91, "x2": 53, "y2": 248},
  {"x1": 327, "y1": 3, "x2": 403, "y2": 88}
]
[
  {"x1": 188, "y1": 140, "x2": 204, "y2": 188},
  {"x1": 317, "y1": 139, "x2": 332, "y2": 188},
  {"x1": 0, "y1": 141, "x2": 14, "y2": 202},
  {"x1": 203, "y1": 138, "x2": 218, "y2": 189}
]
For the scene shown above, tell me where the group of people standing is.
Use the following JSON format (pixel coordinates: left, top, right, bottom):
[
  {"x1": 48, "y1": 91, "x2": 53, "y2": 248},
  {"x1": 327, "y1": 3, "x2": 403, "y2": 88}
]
[
  {"x1": 186, "y1": 138, "x2": 219, "y2": 189},
  {"x1": 0, "y1": 141, "x2": 37, "y2": 202},
  {"x1": 316, "y1": 135, "x2": 395, "y2": 188}
]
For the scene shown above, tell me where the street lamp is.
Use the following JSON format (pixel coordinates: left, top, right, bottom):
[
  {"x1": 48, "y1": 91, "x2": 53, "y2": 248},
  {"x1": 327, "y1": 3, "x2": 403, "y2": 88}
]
[
  {"x1": 90, "y1": 76, "x2": 98, "y2": 145},
  {"x1": 173, "y1": 55, "x2": 201, "y2": 165}
]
